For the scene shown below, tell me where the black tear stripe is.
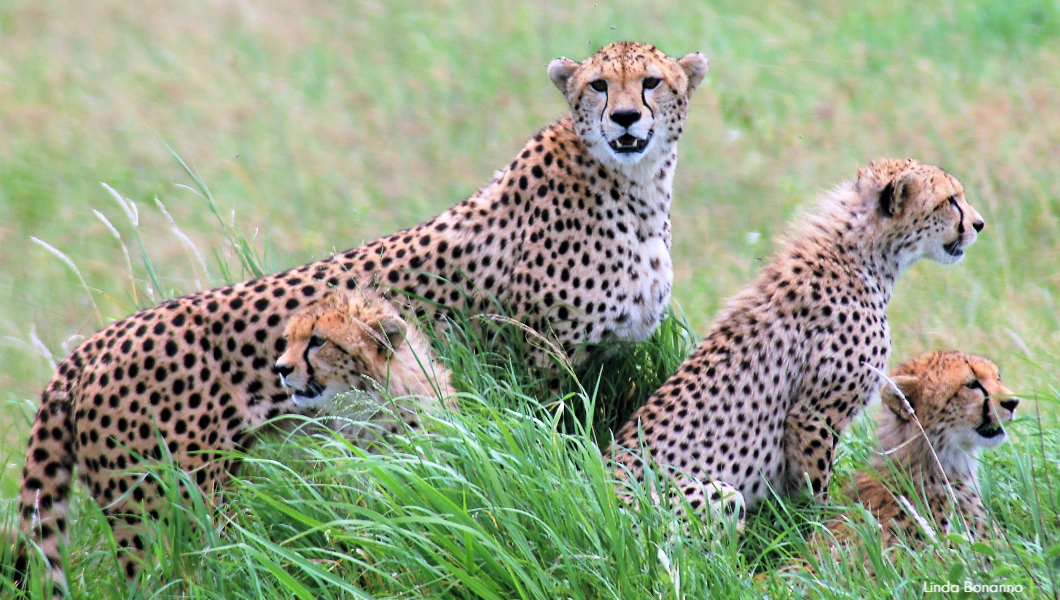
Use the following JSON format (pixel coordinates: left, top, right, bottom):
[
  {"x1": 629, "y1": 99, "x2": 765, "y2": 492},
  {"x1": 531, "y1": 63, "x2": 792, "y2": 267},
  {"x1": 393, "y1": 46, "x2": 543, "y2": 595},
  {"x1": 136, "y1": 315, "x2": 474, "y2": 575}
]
[
  {"x1": 951, "y1": 196, "x2": 966, "y2": 235},
  {"x1": 301, "y1": 345, "x2": 316, "y2": 380},
  {"x1": 980, "y1": 388, "x2": 991, "y2": 425}
]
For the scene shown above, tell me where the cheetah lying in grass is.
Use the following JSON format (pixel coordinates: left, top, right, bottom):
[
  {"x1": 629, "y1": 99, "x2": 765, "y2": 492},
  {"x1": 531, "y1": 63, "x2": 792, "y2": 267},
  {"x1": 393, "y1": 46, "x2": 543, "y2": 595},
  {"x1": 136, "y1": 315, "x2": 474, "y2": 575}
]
[
  {"x1": 830, "y1": 350, "x2": 1017, "y2": 547},
  {"x1": 16, "y1": 41, "x2": 709, "y2": 594},
  {"x1": 613, "y1": 159, "x2": 985, "y2": 522},
  {"x1": 13, "y1": 286, "x2": 450, "y2": 592}
]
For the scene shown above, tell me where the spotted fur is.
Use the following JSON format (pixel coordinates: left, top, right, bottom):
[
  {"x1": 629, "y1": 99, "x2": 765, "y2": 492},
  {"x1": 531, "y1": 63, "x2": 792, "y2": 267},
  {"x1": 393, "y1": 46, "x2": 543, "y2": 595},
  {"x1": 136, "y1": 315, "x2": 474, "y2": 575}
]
[
  {"x1": 17, "y1": 41, "x2": 708, "y2": 595},
  {"x1": 15, "y1": 287, "x2": 449, "y2": 591},
  {"x1": 613, "y1": 159, "x2": 985, "y2": 517}
]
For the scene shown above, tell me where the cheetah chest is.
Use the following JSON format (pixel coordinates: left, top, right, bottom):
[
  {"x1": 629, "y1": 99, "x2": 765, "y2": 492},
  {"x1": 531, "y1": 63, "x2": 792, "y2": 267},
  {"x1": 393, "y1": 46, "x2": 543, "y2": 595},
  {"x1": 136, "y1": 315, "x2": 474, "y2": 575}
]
[{"x1": 609, "y1": 232, "x2": 672, "y2": 342}]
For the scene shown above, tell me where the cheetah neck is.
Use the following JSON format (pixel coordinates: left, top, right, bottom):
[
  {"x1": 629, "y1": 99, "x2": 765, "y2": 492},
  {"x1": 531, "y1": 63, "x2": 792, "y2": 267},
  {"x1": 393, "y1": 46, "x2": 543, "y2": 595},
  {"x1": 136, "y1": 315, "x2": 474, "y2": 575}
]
[
  {"x1": 791, "y1": 182, "x2": 914, "y2": 297},
  {"x1": 460, "y1": 117, "x2": 675, "y2": 251},
  {"x1": 387, "y1": 332, "x2": 453, "y2": 401},
  {"x1": 875, "y1": 414, "x2": 980, "y2": 488},
  {"x1": 572, "y1": 121, "x2": 677, "y2": 235},
  {"x1": 618, "y1": 160, "x2": 675, "y2": 238}
]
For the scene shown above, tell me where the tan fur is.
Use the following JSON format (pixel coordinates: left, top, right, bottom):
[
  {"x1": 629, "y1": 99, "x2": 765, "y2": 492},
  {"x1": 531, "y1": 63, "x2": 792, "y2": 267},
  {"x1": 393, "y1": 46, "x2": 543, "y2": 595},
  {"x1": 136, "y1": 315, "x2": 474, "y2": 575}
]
[
  {"x1": 834, "y1": 351, "x2": 1017, "y2": 546},
  {"x1": 274, "y1": 288, "x2": 454, "y2": 442},
  {"x1": 612, "y1": 159, "x2": 985, "y2": 517},
  {"x1": 17, "y1": 41, "x2": 708, "y2": 594}
]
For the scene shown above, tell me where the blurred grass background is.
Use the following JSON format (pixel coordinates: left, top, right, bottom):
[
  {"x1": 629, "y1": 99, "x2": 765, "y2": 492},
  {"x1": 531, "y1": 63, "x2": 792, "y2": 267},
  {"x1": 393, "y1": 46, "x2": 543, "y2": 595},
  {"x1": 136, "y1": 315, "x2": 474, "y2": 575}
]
[{"x1": 1, "y1": 0, "x2": 1059, "y2": 486}]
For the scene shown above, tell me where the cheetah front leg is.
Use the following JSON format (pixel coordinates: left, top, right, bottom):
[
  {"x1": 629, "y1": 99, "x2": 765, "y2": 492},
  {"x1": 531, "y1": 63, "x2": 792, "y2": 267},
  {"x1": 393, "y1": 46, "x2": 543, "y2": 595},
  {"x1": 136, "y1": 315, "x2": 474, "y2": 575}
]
[
  {"x1": 674, "y1": 477, "x2": 747, "y2": 534},
  {"x1": 614, "y1": 455, "x2": 746, "y2": 537},
  {"x1": 781, "y1": 398, "x2": 853, "y2": 499}
]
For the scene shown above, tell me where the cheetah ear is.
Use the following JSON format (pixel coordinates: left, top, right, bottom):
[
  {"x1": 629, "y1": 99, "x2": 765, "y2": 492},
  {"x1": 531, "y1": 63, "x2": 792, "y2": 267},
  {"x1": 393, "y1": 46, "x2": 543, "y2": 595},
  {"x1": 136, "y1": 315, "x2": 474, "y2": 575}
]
[
  {"x1": 678, "y1": 52, "x2": 709, "y2": 95},
  {"x1": 855, "y1": 164, "x2": 877, "y2": 192},
  {"x1": 370, "y1": 315, "x2": 407, "y2": 352},
  {"x1": 548, "y1": 57, "x2": 580, "y2": 95},
  {"x1": 877, "y1": 175, "x2": 918, "y2": 218},
  {"x1": 880, "y1": 375, "x2": 920, "y2": 420}
]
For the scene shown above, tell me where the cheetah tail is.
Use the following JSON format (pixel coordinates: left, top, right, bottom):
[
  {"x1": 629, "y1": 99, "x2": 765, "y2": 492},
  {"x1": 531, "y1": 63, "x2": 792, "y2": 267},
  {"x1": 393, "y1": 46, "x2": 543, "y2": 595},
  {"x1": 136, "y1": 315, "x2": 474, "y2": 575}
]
[{"x1": 16, "y1": 380, "x2": 76, "y2": 598}]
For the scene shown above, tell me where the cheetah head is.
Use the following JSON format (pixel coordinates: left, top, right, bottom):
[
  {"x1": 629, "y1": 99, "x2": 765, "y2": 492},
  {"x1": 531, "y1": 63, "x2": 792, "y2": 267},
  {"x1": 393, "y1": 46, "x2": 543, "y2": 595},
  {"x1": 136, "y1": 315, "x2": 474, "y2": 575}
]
[
  {"x1": 274, "y1": 290, "x2": 409, "y2": 411},
  {"x1": 548, "y1": 42, "x2": 708, "y2": 171},
  {"x1": 882, "y1": 351, "x2": 1018, "y2": 456},
  {"x1": 856, "y1": 158, "x2": 985, "y2": 268}
]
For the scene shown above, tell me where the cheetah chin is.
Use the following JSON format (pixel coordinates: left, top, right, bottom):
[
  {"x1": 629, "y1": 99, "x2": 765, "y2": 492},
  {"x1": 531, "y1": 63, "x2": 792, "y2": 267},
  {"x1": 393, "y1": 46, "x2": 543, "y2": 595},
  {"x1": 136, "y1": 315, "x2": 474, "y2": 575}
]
[
  {"x1": 943, "y1": 238, "x2": 965, "y2": 259},
  {"x1": 609, "y1": 131, "x2": 652, "y2": 154}
]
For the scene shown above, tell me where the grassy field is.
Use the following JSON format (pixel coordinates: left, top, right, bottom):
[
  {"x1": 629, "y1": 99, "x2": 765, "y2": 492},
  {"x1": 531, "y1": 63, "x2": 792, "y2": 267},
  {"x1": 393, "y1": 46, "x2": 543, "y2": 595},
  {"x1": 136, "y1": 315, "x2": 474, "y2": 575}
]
[{"x1": 1, "y1": 0, "x2": 1059, "y2": 597}]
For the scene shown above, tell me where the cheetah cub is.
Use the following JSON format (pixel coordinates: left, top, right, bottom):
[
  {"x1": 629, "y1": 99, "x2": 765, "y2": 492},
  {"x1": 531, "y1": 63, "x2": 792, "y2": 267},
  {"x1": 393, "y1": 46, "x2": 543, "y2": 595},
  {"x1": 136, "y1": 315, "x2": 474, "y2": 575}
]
[
  {"x1": 275, "y1": 287, "x2": 455, "y2": 443},
  {"x1": 613, "y1": 159, "x2": 985, "y2": 518},
  {"x1": 832, "y1": 350, "x2": 1017, "y2": 547}
]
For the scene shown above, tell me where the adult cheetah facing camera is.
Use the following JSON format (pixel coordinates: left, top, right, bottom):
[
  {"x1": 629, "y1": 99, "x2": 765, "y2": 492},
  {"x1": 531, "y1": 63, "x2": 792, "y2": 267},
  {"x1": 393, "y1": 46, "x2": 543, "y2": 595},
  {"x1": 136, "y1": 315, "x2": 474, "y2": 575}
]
[
  {"x1": 830, "y1": 350, "x2": 1017, "y2": 547},
  {"x1": 17, "y1": 41, "x2": 709, "y2": 594},
  {"x1": 613, "y1": 159, "x2": 985, "y2": 519}
]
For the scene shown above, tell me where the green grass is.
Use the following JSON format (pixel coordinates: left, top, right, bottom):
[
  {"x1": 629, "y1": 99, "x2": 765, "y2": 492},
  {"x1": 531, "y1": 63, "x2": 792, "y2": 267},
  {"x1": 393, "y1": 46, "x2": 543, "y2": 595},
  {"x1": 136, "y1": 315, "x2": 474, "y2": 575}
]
[
  {"x1": 2, "y1": 322, "x2": 1058, "y2": 598},
  {"x1": 2, "y1": 0, "x2": 1060, "y2": 597}
]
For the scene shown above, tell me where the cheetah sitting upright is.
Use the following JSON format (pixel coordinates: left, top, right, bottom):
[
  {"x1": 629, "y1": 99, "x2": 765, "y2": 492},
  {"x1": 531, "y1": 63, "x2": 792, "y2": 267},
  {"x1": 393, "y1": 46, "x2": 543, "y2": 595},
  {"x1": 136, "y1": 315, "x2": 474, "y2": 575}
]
[
  {"x1": 17, "y1": 42, "x2": 709, "y2": 594},
  {"x1": 275, "y1": 287, "x2": 455, "y2": 443},
  {"x1": 831, "y1": 350, "x2": 1017, "y2": 547},
  {"x1": 612, "y1": 159, "x2": 985, "y2": 520}
]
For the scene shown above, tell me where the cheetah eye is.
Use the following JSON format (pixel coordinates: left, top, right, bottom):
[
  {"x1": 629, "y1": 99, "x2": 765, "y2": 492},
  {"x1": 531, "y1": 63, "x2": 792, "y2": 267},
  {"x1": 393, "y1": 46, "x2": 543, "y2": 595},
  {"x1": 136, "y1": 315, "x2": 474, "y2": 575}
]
[
  {"x1": 643, "y1": 77, "x2": 661, "y2": 90},
  {"x1": 965, "y1": 380, "x2": 987, "y2": 395},
  {"x1": 589, "y1": 79, "x2": 607, "y2": 93},
  {"x1": 947, "y1": 195, "x2": 959, "y2": 209},
  {"x1": 308, "y1": 335, "x2": 327, "y2": 350}
]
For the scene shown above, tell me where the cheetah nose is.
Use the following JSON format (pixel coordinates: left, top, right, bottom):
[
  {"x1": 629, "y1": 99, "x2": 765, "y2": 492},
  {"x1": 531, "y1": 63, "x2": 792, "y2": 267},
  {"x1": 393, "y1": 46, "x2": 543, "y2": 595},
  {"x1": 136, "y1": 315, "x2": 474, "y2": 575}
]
[
  {"x1": 999, "y1": 397, "x2": 1019, "y2": 412},
  {"x1": 610, "y1": 110, "x2": 641, "y2": 128},
  {"x1": 274, "y1": 364, "x2": 294, "y2": 378},
  {"x1": 972, "y1": 219, "x2": 985, "y2": 232}
]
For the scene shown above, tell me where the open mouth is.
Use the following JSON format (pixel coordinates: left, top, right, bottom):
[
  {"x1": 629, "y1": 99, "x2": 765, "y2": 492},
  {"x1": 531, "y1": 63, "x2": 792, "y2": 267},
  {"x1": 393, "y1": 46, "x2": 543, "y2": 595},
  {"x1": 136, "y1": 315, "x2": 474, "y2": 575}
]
[
  {"x1": 943, "y1": 239, "x2": 964, "y2": 258},
  {"x1": 608, "y1": 132, "x2": 651, "y2": 154}
]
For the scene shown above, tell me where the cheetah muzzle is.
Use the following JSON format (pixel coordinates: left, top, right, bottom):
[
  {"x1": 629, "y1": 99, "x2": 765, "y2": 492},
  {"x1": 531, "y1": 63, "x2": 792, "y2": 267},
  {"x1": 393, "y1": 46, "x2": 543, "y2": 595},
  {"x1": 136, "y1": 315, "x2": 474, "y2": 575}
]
[
  {"x1": 287, "y1": 378, "x2": 326, "y2": 407},
  {"x1": 274, "y1": 342, "x2": 327, "y2": 407},
  {"x1": 973, "y1": 400, "x2": 1008, "y2": 439}
]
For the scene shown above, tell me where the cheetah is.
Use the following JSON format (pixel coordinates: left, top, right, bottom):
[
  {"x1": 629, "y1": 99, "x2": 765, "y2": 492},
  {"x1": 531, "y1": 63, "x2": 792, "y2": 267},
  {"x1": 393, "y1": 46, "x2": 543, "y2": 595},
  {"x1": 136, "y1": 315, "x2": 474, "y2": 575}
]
[
  {"x1": 274, "y1": 287, "x2": 455, "y2": 442},
  {"x1": 831, "y1": 350, "x2": 1017, "y2": 547},
  {"x1": 612, "y1": 159, "x2": 986, "y2": 518},
  {"x1": 12, "y1": 286, "x2": 449, "y2": 591},
  {"x1": 16, "y1": 41, "x2": 709, "y2": 594}
]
